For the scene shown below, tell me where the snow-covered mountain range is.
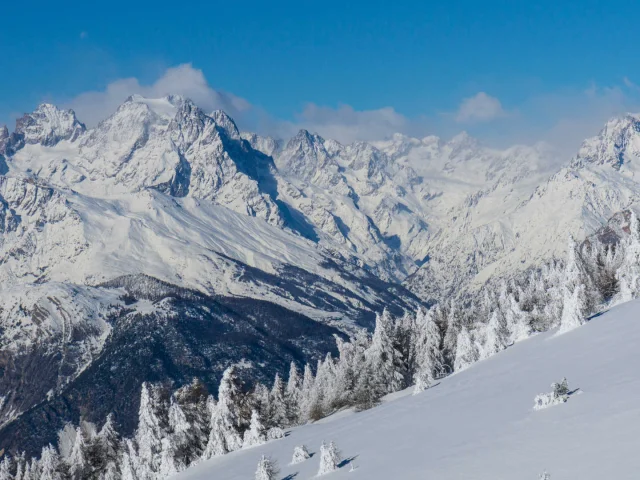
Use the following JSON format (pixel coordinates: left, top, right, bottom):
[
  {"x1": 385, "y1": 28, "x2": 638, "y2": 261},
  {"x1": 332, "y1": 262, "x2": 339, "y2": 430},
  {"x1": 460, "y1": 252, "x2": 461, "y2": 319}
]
[{"x1": 3, "y1": 93, "x2": 640, "y2": 454}]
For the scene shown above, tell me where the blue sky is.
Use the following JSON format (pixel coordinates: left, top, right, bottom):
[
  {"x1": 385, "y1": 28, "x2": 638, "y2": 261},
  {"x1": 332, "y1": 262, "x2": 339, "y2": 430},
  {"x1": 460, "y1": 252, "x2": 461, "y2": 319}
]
[{"x1": 3, "y1": 0, "x2": 640, "y2": 152}]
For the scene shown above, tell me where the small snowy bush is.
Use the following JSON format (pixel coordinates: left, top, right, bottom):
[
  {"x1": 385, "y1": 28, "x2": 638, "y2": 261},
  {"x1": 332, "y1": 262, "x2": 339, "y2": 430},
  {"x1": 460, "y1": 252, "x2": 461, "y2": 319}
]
[
  {"x1": 266, "y1": 426, "x2": 285, "y2": 441},
  {"x1": 539, "y1": 471, "x2": 551, "y2": 480},
  {"x1": 317, "y1": 441, "x2": 341, "y2": 476},
  {"x1": 534, "y1": 378, "x2": 571, "y2": 410},
  {"x1": 291, "y1": 444, "x2": 311, "y2": 465},
  {"x1": 255, "y1": 455, "x2": 279, "y2": 480}
]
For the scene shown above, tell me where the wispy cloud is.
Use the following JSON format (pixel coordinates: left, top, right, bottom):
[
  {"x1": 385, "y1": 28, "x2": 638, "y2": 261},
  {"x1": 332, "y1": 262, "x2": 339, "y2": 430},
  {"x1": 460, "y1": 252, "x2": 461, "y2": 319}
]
[
  {"x1": 64, "y1": 64, "x2": 252, "y2": 127},
  {"x1": 454, "y1": 92, "x2": 508, "y2": 123},
  {"x1": 58, "y1": 64, "x2": 640, "y2": 165}
]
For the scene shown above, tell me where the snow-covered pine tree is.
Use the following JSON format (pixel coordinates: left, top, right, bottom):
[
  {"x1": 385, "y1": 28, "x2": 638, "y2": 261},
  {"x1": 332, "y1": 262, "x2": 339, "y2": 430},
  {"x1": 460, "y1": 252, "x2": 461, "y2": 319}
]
[
  {"x1": 352, "y1": 358, "x2": 378, "y2": 410},
  {"x1": 243, "y1": 410, "x2": 266, "y2": 448},
  {"x1": 0, "y1": 456, "x2": 12, "y2": 480},
  {"x1": 270, "y1": 373, "x2": 287, "y2": 427},
  {"x1": 317, "y1": 441, "x2": 341, "y2": 476},
  {"x1": 251, "y1": 383, "x2": 271, "y2": 420},
  {"x1": 135, "y1": 382, "x2": 164, "y2": 476},
  {"x1": 299, "y1": 363, "x2": 316, "y2": 422},
  {"x1": 13, "y1": 453, "x2": 25, "y2": 480},
  {"x1": 314, "y1": 353, "x2": 339, "y2": 415},
  {"x1": 98, "y1": 462, "x2": 122, "y2": 480},
  {"x1": 168, "y1": 395, "x2": 192, "y2": 466},
  {"x1": 285, "y1": 362, "x2": 302, "y2": 424},
  {"x1": 453, "y1": 326, "x2": 479, "y2": 371},
  {"x1": 290, "y1": 445, "x2": 311, "y2": 465},
  {"x1": 158, "y1": 437, "x2": 180, "y2": 477},
  {"x1": 23, "y1": 457, "x2": 37, "y2": 480},
  {"x1": 95, "y1": 413, "x2": 120, "y2": 471},
  {"x1": 442, "y1": 301, "x2": 460, "y2": 362},
  {"x1": 173, "y1": 378, "x2": 210, "y2": 462},
  {"x1": 412, "y1": 308, "x2": 445, "y2": 393},
  {"x1": 255, "y1": 455, "x2": 278, "y2": 480},
  {"x1": 481, "y1": 309, "x2": 509, "y2": 360},
  {"x1": 365, "y1": 309, "x2": 405, "y2": 397},
  {"x1": 119, "y1": 440, "x2": 139, "y2": 480},
  {"x1": 39, "y1": 445, "x2": 63, "y2": 480},
  {"x1": 539, "y1": 470, "x2": 551, "y2": 479},
  {"x1": 101, "y1": 460, "x2": 120, "y2": 480},
  {"x1": 552, "y1": 377, "x2": 569, "y2": 399},
  {"x1": 216, "y1": 366, "x2": 245, "y2": 446},
  {"x1": 558, "y1": 284, "x2": 586, "y2": 334},
  {"x1": 202, "y1": 405, "x2": 230, "y2": 459},
  {"x1": 68, "y1": 426, "x2": 88, "y2": 480},
  {"x1": 22, "y1": 458, "x2": 33, "y2": 480},
  {"x1": 565, "y1": 235, "x2": 600, "y2": 316}
]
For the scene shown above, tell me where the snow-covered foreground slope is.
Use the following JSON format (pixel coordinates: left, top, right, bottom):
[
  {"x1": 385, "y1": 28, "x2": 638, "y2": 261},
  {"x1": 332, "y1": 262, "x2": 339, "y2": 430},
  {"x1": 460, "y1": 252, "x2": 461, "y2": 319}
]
[{"x1": 179, "y1": 300, "x2": 640, "y2": 480}]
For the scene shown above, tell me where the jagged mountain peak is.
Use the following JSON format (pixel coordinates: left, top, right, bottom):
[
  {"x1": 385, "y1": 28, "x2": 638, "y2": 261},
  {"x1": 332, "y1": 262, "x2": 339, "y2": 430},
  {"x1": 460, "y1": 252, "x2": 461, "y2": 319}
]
[
  {"x1": 210, "y1": 109, "x2": 241, "y2": 138},
  {"x1": 573, "y1": 113, "x2": 640, "y2": 170},
  {"x1": 288, "y1": 128, "x2": 326, "y2": 148},
  {"x1": 240, "y1": 132, "x2": 282, "y2": 157},
  {"x1": 6, "y1": 103, "x2": 85, "y2": 153}
]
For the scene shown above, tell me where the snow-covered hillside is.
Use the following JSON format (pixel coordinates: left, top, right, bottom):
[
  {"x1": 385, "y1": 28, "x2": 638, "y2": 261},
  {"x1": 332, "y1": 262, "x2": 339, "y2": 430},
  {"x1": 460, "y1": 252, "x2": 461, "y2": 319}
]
[
  {"x1": 4, "y1": 93, "x2": 640, "y2": 460},
  {"x1": 178, "y1": 300, "x2": 640, "y2": 480}
]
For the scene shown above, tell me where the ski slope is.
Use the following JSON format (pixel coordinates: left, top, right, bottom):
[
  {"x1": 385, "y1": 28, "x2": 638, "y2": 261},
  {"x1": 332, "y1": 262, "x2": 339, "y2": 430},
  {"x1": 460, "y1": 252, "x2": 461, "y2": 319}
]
[{"x1": 177, "y1": 299, "x2": 640, "y2": 480}]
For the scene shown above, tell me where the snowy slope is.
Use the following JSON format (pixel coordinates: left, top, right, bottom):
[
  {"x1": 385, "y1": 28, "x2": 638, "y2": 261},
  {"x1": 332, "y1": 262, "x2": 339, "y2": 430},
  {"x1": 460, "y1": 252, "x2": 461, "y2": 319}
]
[{"x1": 178, "y1": 300, "x2": 640, "y2": 480}]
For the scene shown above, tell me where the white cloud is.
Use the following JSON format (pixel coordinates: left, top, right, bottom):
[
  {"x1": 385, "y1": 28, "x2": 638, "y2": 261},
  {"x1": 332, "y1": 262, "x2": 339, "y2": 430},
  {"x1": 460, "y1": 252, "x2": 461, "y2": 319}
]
[
  {"x1": 455, "y1": 92, "x2": 507, "y2": 123},
  {"x1": 58, "y1": 65, "x2": 640, "y2": 163},
  {"x1": 65, "y1": 64, "x2": 252, "y2": 127},
  {"x1": 282, "y1": 103, "x2": 416, "y2": 144}
]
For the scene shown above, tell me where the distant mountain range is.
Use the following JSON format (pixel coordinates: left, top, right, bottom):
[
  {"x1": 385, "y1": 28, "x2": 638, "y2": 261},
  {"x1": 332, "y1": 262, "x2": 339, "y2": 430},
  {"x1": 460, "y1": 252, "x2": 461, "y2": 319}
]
[{"x1": 2, "y1": 94, "x2": 640, "y2": 453}]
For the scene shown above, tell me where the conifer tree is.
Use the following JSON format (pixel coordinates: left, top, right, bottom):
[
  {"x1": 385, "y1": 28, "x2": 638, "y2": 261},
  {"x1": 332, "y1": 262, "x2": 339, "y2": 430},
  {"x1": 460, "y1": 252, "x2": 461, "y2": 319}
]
[
  {"x1": 13, "y1": 453, "x2": 25, "y2": 480},
  {"x1": 481, "y1": 310, "x2": 509, "y2": 359},
  {"x1": 135, "y1": 382, "x2": 164, "y2": 476},
  {"x1": 168, "y1": 395, "x2": 192, "y2": 466},
  {"x1": 453, "y1": 326, "x2": 479, "y2": 372},
  {"x1": 412, "y1": 308, "x2": 445, "y2": 393},
  {"x1": 158, "y1": 438, "x2": 180, "y2": 477},
  {"x1": 285, "y1": 362, "x2": 302, "y2": 424},
  {"x1": 95, "y1": 413, "x2": 120, "y2": 471},
  {"x1": 39, "y1": 445, "x2": 63, "y2": 480},
  {"x1": 101, "y1": 461, "x2": 120, "y2": 480},
  {"x1": 365, "y1": 310, "x2": 405, "y2": 397},
  {"x1": 300, "y1": 363, "x2": 316, "y2": 422},
  {"x1": 68, "y1": 426, "x2": 88, "y2": 480},
  {"x1": 119, "y1": 440, "x2": 138, "y2": 480},
  {"x1": 0, "y1": 456, "x2": 12, "y2": 480},
  {"x1": 255, "y1": 455, "x2": 278, "y2": 480},
  {"x1": 216, "y1": 366, "x2": 245, "y2": 447},
  {"x1": 317, "y1": 441, "x2": 341, "y2": 476},
  {"x1": 290, "y1": 445, "x2": 311, "y2": 465},
  {"x1": 558, "y1": 284, "x2": 586, "y2": 334},
  {"x1": 243, "y1": 410, "x2": 266, "y2": 448},
  {"x1": 270, "y1": 373, "x2": 287, "y2": 426}
]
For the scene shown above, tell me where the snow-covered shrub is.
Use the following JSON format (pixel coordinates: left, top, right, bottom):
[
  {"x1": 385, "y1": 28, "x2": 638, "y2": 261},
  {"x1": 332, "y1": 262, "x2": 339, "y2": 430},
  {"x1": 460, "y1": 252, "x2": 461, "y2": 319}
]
[
  {"x1": 255, "y1": 455, "x2": 279, "y2": 480},
  {"x1": 266, "y1": 426, "x2": 285, "y2": 441},
  {"x1": 534, "y1": 378, "x2": 571, "y2": 410},
  {"x1": 539, "y1": 471, "x2": 551, "y2": 480},
  {"x1": 317, "y1": 441, "x2": 341, "y2": 476},
  {"x1": 291, "y1": 445, "x2": 310, "y2": 465}
]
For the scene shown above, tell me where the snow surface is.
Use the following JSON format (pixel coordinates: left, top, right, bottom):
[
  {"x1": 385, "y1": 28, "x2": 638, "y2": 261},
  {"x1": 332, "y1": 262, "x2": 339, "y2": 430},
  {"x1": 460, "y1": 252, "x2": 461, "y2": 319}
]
[{"x1": 177, "y1": 299, "x2": 640, "y2": 480}]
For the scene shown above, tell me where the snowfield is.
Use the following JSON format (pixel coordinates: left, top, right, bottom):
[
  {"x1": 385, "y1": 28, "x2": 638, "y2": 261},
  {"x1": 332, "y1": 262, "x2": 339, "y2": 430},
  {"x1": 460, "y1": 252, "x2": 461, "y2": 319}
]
[{"x1": 178, "y1": 299, "x2": 640, "y2": 480}]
